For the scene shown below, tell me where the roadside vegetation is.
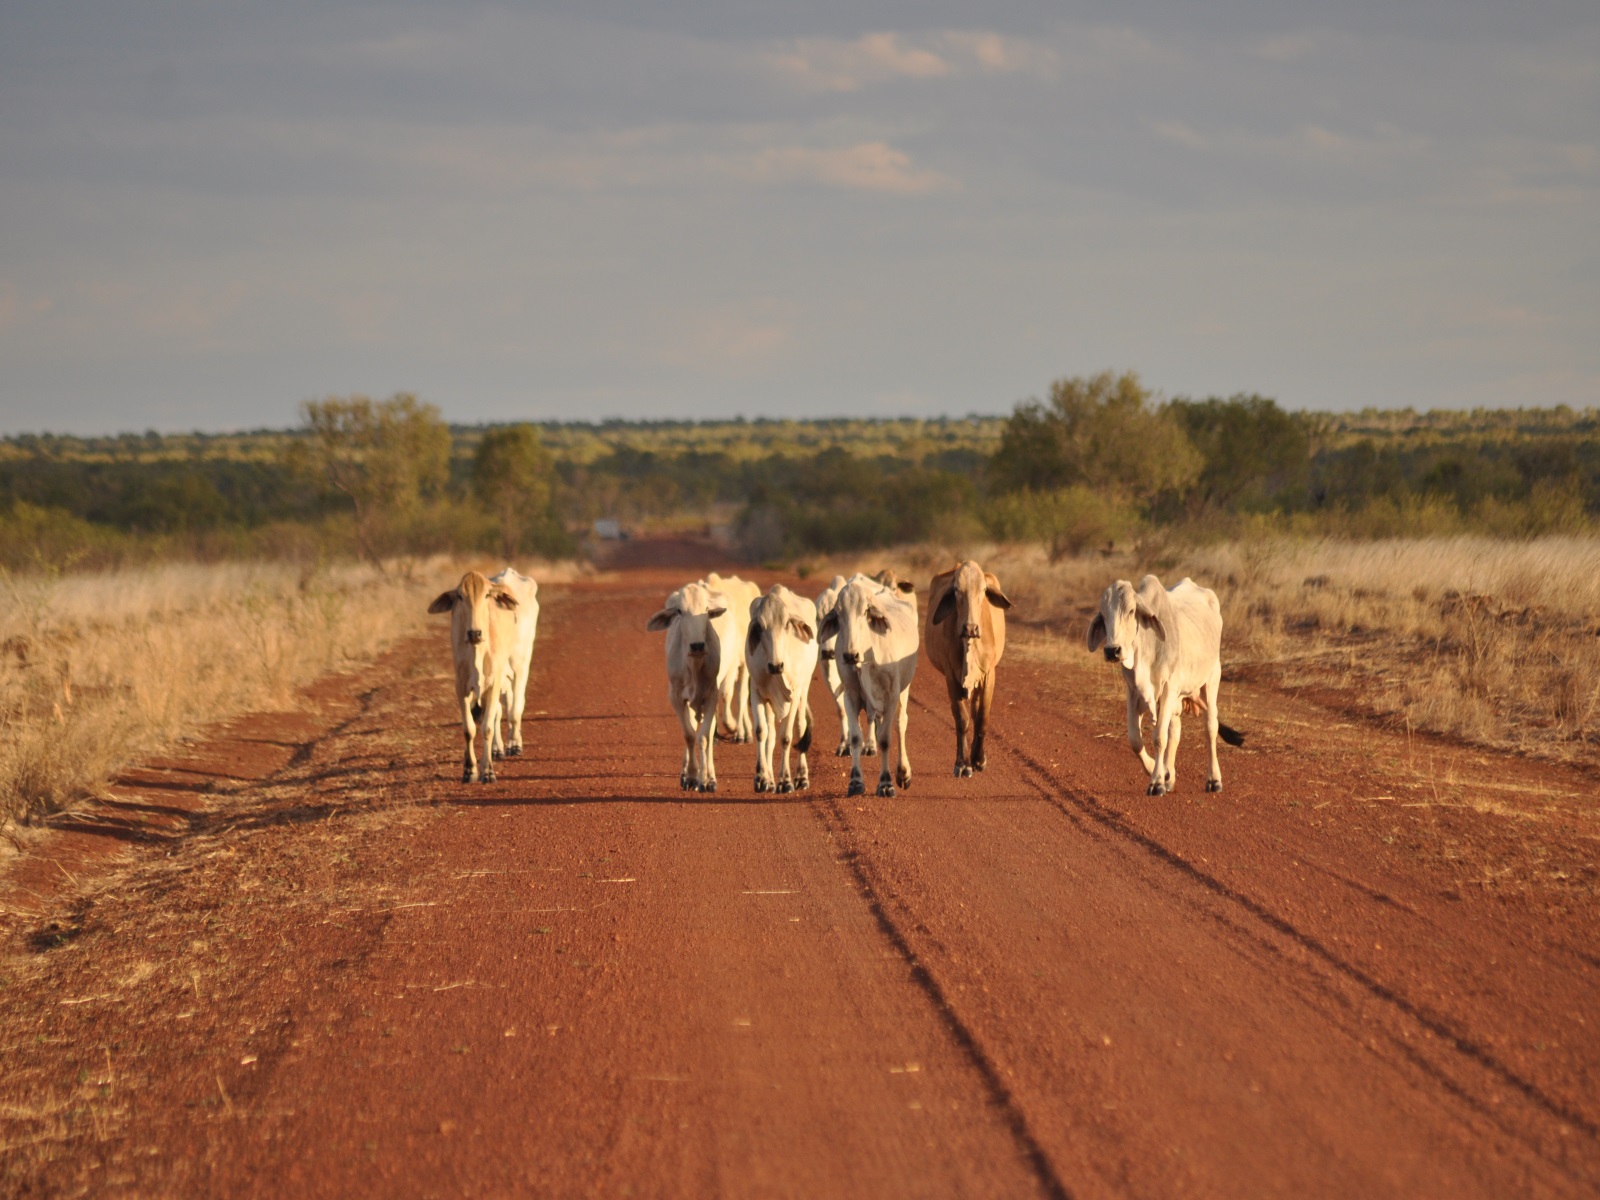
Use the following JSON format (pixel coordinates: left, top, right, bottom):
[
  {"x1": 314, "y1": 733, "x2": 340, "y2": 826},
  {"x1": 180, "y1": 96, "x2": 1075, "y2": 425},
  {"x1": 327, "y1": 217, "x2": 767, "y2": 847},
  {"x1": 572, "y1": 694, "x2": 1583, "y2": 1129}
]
[{"x1": 2, "y1": 376, "x2": 1597, "y2": 821}]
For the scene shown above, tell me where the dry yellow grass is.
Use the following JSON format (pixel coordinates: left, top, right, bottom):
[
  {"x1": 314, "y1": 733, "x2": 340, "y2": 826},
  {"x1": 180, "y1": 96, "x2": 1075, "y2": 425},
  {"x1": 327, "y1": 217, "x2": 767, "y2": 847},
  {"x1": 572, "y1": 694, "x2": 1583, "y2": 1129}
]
[
  {"x1": 0, "y1": 555, "x2": 582, "y2": 833},
  {"x1": 844, "y1": 536, "x2": 1600, "y2": 769}
]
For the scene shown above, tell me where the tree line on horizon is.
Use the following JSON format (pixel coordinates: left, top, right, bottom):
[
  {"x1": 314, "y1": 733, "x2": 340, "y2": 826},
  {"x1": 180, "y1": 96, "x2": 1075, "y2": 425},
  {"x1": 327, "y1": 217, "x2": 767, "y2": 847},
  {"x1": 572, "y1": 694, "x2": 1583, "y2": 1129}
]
[{"x1": 1, "y1": 376, "x2": 1598, "y2": 571}]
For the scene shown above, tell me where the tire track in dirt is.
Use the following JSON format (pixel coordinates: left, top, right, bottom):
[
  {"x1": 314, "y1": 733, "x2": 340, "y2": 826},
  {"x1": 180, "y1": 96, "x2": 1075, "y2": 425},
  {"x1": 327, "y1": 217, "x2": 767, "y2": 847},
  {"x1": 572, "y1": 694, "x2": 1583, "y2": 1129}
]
[
  {"x1": 999, "y1": 729, "x2": 1599, "y2": 1148},
  {"x1": 4, "y1": 570, "x2": 1599, "y2": 1198}
]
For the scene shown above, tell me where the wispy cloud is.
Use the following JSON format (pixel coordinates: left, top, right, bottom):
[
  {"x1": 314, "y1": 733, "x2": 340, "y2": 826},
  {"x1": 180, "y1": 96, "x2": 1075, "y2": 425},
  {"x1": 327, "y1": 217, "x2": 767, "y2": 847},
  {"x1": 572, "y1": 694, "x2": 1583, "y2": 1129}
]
[
  {"x1": 736, "y1": 141, "x2": 954, "y2": 194},
  {"x1": 767, "y1": 30, "x2": 1056, "y2": 92}
]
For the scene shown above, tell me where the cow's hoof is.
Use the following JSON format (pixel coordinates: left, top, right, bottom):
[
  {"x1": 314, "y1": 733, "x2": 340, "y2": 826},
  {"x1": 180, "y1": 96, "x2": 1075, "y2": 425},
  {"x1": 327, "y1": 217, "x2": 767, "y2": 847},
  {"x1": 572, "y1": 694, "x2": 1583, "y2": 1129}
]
[
  {"x1": 876, "y1": 781, "x2": 896, "y2": 798},
  {"x1": 1205, "y1": 779, "x2": 1222, "y2": 793},
  {"x1": 461, "y1": 770, "x2": 473, "y2": 784},
  {"x1": 973, "y1": 758, "x2": 986, "y2": 773},
  {"x1": 954, "y1": 763, "x2": 972, "y2": 778},
  {"x1": 506, "y1": 745, "x2": 522, "y2": 757},
  {"x1": 754, "y1": 777, "x2": 768, "y2": 794},
  {"x1": 1146, "y1": 782, "x2": 1166, "y2": 796},
  {"x1": 680, "y1": 776, "x2": 695, "y2": 791},
  {"x1": 491, "y1": 748, "x2": 503, "y2": 760},
  {"x1": 834, "y1": 744, "x2": 850, "y2": 757},
  {"x1": 863, "y1": 744, "x2": 877, "y2": 757},
  {"x1": 796, "y1": 777, "x2": 810, "y2": 791},
  {"x1": 896, "y1": 770, "x2": 912, "y2": 790},
  {"x1": 700, "y1": 780, "x2": 718, "y2": 794},
  {"x1": 481, "y1": 771, "x2": 496, "y2": 784},
  {"x1": 847, "y1": 777, "x2": 866, "y2": 797},
  {"x1": 776, "y1": 781, "x2": 793, "y2": 795}
]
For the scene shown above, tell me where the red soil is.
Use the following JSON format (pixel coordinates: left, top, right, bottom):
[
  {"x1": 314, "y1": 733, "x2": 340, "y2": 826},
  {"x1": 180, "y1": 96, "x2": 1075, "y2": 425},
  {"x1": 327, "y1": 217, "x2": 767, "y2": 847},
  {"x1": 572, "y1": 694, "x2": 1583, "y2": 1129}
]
[{"x1": 2, "y1": 566, "x2": 1597, "y2": 1197}]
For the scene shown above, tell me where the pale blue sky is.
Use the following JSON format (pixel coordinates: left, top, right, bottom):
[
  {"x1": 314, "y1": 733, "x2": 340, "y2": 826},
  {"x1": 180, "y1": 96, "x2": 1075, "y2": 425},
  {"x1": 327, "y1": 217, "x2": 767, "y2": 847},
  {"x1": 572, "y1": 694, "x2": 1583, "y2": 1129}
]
[{"x1": 1, "y1": 1, "x2": 1596, "y2": 432}]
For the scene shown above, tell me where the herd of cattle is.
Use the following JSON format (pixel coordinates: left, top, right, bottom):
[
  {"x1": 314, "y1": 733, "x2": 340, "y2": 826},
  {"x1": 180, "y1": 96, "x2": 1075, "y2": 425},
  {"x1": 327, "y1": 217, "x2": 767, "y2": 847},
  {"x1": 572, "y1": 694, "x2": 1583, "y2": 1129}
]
[{"x1": 428, "y1": 562, "x2": 1244, "y2": 797}]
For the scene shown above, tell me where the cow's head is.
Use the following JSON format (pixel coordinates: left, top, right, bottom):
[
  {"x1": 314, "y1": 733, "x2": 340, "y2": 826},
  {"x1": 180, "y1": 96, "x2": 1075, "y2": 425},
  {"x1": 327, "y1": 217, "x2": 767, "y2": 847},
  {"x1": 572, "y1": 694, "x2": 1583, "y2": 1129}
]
[
  {"x1": 1087, "y1": 579, "x2": 1164, "y2": 668},
  {"x1": 813, "y1": 576, "x2": 847, "y2": 660},
  {"x1": 747, "y1": 585, "x2": 815, "y2": 687},
  {"x1": 818, "y1": 575, "x2": 895, "y2": 668},
  {"x1": 429, "y1": 570, "x2": 518, "y2": 648},
  {"x1": 647, "y1": 580, "x2": 727, "y2": 658},
  {"x1": 932, "y1": 560, "x2": 1012, "y2": 697}
]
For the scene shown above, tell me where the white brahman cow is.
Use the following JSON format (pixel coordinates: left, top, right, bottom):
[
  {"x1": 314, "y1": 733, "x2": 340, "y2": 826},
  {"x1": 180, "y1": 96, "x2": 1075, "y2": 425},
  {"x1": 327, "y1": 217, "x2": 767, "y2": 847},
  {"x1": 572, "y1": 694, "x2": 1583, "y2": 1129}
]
[
  {"x1": 487, "y1": 567, "x2": 540, "y2": 760},
  {"x1": 813, "y1": 575, "x2": 865, "y2": 758},
  {"x1": 429, "y1": 570, "x2": 522, "y2": 783},
  {"x1": 1087, "y1": 575, "x2": 1244, "y2": 795},
  {"x1": 647, "y1": 580, "x2": 737, "y2": 792},
  {"x1": 745, "y1": 584, "x2": 818, "y2": 794},
  {"x1": 818, "y1": 574, "x2": 919, "y2": 797},
  {"x1": 705, "y1": 571, "x2": 760, "y2": 743}
]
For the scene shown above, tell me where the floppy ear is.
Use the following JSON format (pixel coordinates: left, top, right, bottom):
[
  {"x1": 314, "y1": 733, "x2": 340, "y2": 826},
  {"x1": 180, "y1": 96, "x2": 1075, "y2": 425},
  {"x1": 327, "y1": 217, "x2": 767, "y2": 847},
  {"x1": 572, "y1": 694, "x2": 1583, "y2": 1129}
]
[
  {"x1": 1086, "y1": 612, "x2": 1106, "y2": 652},
  {"x1": 818, "y1": 610, "x2": 840, "y2": 641},
  {"x1": 428, "y1": 590, "x2": 457, "y2": 615},
  {"x1": 896, "y1": 580, "x2": 916, "y2": 594},
  {"x1": 707, "y1": 606, "x2": 727, "y2": 620},
  {"x1": 1136, "y1": 601, "x2": 1166, "y2": 641},
  {"x1": 646, "y1": 608, "x2": 677, "y2": 632},
  {"x1": 932, "y1": 590, "x2": 957, "y2": 626},
  {"x1": 983, "y1": 577, "x2": 1013, "y2": 610},
  {"x1": 789, "y1": 618, "x2": 814, "y2": 644},
  {"x1": 867, "y1": 605, "x2": 890, "y2": 633},
  {"x1": 491, "y1": 589, "x2": 519, "y2": 610}
]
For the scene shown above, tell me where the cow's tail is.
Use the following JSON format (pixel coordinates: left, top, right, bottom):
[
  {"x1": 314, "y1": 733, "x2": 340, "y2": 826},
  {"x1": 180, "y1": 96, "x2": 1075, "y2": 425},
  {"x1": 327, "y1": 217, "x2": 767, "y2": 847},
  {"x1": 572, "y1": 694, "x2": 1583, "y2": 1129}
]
[
  {"x1": 1218, "y1": 722, "x2": 1245, "y2": 747},
  {"x1": 797, "y1": 701, "x2": 814, "y2": 754}
]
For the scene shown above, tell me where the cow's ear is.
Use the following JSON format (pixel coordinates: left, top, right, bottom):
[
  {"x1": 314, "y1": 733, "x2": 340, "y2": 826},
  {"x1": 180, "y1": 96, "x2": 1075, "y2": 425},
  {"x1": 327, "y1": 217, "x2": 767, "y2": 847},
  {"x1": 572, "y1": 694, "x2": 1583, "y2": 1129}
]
[
  {"x1": 1136, "y1": 602, "x2": 1166, "y2": 641},
  {"x1": 896, "y1": 580, "x2": 916, "y2": 594},
  {"x1": 491, "y1": 589, "x2": 519, "y2": 610},
  {"x1": 818, "y1": 610, "x2": 840, "y2": 641},
  {"x1": 790, "y1": 619, "x2": 814, "y2": 644},
  {"x1": 748, "y1": 621, "x2": 762, "y2": 650},
  {"x1": 1086, "y1": 612, "x2": 1106, "y2": 652},
  {"x1": 428, "y1": 590, "x2": 457, "y2": 614},
  {"x1": 708, "y1": 606, "x2": 727, "y2": 620},
  {"x1": 647, "y1": 608, "x2": 677, "y2": 631},
  {"x1": 867, "y1": 605, "x2": 890, "y2": 633},
  {"x1": 932, "y1": 590, "x2": 957, "y2": 626},
  {"x1": 984, "y1": 585, "x2": 1013, "y2": 611}
]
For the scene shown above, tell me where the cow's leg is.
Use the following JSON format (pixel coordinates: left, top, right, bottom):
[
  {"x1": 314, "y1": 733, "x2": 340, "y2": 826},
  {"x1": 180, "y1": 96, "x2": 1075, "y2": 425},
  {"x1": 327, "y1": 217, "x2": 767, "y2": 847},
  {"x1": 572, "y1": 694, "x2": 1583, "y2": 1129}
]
[
  {"x1": 505, "y1": 663, "x2": 529, "y2": 756},
  {"x1": 1163, "y1": 711, "x2": 1181, "y2": 792},
  {"x1": 1127, "y1": 687, "x2": 1158, "y2": 776},
  {"x1": 873, "y1": 681, "x2": 898, "y2": 797},
  {"x1": 842, "y1": 674, "x2": 868, "y2": 796},
  {"x1": 672, "y1": 690, "x2": 699, "y2": 790},
  {"x1": 864, "y1": 712, "x2": 878, "y2": 756},
  {"x1": 794, "y1": 703, "x2": 812, "y2": 791},
  {"x1": 947, "y1": 674, "x2": 972, "y2": 778},
  {"x1": 894, "y1": 683, "x2": 913, "y2": 791},
  {"x1": 696, "y1": 696, "x2": 719, "y2": 793},
  {"x1": 1147, "y1": 692, "x2": 1178, "y2": 795},
  {"x1": 737, "y1": 665, "x2": 755, "y2": 743},
  {"x1": 971, "y1": 668, "x2": 995, "y2": 772},
  {"x1": 1203, "y1": 671, "x2": 1224, "y2": 793},
  {"x1": 459, "y1": 696, "x2": 478, "y2": 783},
  {"x1": 478, "y1": 687, "x2": 502, "y2": 783},
  {"x1": 775, "y1": 699, "x2": 796, "y2": 794},
  {"x1": 828, "y1": 663, "x2": 851, "y2": 756},
  {"x1": 752, "y1": 694, "x2": 773, "y2": 793}
]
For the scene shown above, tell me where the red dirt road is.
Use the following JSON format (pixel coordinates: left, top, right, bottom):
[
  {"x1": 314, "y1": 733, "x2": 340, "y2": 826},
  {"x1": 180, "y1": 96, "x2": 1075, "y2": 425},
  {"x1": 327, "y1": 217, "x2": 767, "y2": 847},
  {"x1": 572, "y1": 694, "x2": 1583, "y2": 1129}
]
[{"x1": 3, "y1": 568, "x2": 1599, "y2": 1197}]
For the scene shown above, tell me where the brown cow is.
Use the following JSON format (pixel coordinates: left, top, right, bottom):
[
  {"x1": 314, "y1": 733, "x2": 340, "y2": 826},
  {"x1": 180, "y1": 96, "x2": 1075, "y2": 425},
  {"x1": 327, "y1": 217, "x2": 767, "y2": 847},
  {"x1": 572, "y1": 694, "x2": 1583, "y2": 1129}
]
[{"x1": 925, "y1": 560, "x2": 1012, "y2": 777}]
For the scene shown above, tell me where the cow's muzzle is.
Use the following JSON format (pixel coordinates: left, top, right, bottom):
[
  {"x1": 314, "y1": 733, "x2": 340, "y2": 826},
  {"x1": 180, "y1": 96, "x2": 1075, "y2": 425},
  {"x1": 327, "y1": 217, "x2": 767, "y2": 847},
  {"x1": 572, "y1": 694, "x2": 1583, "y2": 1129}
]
[
  {"x1": 767, "y1": 662, "x2": 784, "y2": 676},
  {"x1": 688, "y1": 642, "x2": 706, "y2": 655},
  {"x1": 1103, "y1": 645, "x2": 1120, "y2": 662},
  {"x1": 843, "y1": 652, "x2": 861, "y2": 666},
  {"x1": 962, "y1": 623, "x2": 980, "y2": 640},
  {"x1": 818, "y1": 650, "x2": 835, "y2": 662},
  {"x1": 466, "y1": 629, "x2": 484, "y2": 646}
]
